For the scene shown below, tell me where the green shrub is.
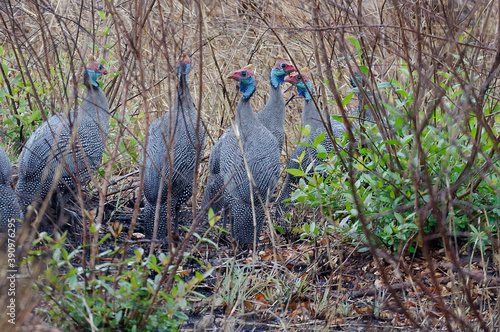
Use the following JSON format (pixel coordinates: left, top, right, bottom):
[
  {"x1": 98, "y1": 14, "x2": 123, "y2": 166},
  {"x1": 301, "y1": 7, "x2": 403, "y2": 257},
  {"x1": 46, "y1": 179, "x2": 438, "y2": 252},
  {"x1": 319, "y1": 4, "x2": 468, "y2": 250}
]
[
  {"x1": 26, "y1": 233, "x2": 209, "y2": 331},
  {"x1": 284, "y1": 67, "x2": 500, "y2": 253}
]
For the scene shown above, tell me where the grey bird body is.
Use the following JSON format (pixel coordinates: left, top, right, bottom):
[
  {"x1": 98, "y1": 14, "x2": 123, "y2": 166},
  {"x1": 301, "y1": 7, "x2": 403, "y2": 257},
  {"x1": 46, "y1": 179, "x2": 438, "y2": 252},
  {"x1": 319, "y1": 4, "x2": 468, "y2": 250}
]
[
  {"x1": 350, "y1": 67, "x2": 383, "y2": 124},
  {"x1": 351, "y1": 90, "x2": 375, "y2": 123},
  {"x1": 15, "y1": 68, "x2": 109, "y2": 215},
  {"x1": 0, "y1": 145, "x2": 13, "y2": 187},
  {"x1": 202, "y1": 84, "x2": 286, "y2": 220},
  {"x1": 142, "y1": 57, "x2": 205, "y2": 240},
  {"x1": 202, "y1": 66, "x2": 281, "y2": 245},
  {"x1": 0, "y1": 146, "x2": 22, "y2": 230},
  {"x1": 200, "y1": 128, "x2": 229, "y2": 225},
  {"x1": 256, "y1": 85, "x2": 286, "y2": 150},
  {"x1": 275, "y1": 84, "x2": 346, "y2": 224},
  {"x1": 204, "y1": 97, "x2": 280, "y2": 244}
]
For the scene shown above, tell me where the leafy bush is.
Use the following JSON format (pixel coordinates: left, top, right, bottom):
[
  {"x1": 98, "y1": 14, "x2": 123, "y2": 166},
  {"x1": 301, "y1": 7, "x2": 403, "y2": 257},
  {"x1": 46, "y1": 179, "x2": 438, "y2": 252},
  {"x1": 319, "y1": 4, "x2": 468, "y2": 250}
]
[
  {"x1": 26, "y1": 233, "x2": 209, "y2": 331},
  {"x1": 284, "y1": 66, "x2": 500, "y2": 253}
]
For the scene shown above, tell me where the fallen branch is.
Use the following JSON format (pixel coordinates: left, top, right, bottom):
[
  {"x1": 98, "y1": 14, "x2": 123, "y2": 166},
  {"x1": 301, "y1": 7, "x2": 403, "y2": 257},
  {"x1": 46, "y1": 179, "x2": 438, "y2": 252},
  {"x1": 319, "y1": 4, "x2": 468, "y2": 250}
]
[{"x1": 348, "y1": 277, "x2": 451, "y2": 299}]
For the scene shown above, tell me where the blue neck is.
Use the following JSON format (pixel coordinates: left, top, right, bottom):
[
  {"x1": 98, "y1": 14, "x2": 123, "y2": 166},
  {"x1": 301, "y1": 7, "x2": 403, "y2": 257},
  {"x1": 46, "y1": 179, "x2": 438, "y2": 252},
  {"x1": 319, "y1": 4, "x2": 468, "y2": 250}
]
[
  {"x1": 239, "y1": 76, "x2": 256, "y2": 100},
  {"x1": 178, "y1": 63, "x2": 191, "y2": 82},
  {"x1": 350, "y1": 73, "x2": 362, "y2": 88},
  {"x1": 86, "y1": 69, "x2": 102, "y2": 88},
  {"x1": 297, "y1": 81, "x2": 312, "y2": 101},
  {"x1": 270, "y1": 68, "x2": 286, "y2": 88}
]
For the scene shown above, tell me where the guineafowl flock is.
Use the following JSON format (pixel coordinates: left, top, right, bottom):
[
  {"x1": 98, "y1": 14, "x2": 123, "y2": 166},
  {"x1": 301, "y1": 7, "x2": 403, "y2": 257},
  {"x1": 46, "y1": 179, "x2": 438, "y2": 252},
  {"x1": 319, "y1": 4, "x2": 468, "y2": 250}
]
[{"x1": 0, "y1": 53, "x2": 374, "y2": 248}]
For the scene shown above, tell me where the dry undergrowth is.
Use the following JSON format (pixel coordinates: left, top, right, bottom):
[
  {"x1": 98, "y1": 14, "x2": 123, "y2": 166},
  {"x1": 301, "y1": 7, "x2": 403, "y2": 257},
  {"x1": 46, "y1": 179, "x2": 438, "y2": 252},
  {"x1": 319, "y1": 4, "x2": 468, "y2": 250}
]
[{"x1": 1, "y1": 0, "x2": 500, "y2": 331}]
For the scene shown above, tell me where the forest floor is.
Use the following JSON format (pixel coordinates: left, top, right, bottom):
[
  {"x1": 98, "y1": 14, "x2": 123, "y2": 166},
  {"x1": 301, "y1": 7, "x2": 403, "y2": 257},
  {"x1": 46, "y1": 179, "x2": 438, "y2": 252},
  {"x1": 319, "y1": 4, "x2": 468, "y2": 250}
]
[{"x1": 68, "y1": 183, "x2": 497, "y2": 332}]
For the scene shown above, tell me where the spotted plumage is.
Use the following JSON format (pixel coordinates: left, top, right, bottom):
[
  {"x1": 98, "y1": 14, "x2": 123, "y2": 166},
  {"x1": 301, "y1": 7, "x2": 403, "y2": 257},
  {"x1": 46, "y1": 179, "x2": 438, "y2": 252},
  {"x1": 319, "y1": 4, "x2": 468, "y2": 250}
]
[
  {"x1": 201, "y1": 57, "x2": 294, "y2": 236},
  {"x1": 350, "y1": 66, "x2": 376, "y2": 123},
  {"x1": 202, "y1": 65, "x2": 281, "y2": 245},
  {"x1": 0, "y1": 145, "x2": 22, "y2": 230},
  {"x1": 256, "y1": 57, "x2": 296, "y2": 150},
  {"x1": 15, "y1": 55, "x2": 109, "y2": 219},
  {"x1": 142, "y1": 55, "x2": 205, "y2": 240},
  {"x1": 275, "y1": 70, "x2": 347, "y2": 225}
]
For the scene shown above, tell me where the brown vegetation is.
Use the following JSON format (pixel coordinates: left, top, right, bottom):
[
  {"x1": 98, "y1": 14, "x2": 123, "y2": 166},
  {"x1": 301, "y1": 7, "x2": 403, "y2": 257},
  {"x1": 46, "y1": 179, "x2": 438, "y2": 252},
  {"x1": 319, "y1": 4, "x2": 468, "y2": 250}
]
[{"x1": 1, "y1": 0, "x2": 500, "y2": 331}]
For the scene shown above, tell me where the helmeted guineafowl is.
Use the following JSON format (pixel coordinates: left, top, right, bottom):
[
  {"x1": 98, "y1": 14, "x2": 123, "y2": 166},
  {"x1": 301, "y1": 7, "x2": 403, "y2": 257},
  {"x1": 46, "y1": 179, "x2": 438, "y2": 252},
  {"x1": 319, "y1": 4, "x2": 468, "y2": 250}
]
[
  {"x1": 142, "y1": 55, "x2": 205, "y2": 240},
  {"x1": 201, "y1": 58, "x2": 294, "y2": 228},
  {"x1": 350, "y1": 66, "x2": 377, "y2": 123},
  {"x1": 0, "y1": 145, "x2": 22, "y2": 231},
  {"x1": 202, "y1": 65, "x2": 281, "y2": 245},
  {"x1": 275, "y1": 69, "x2": 347, "y2": 225},
  {"x1": 15, "y1": 54, "x2": 109, "y2": 220},
  {"x1": 256, "y1": 56, "x2": 296, "y2": 150}
]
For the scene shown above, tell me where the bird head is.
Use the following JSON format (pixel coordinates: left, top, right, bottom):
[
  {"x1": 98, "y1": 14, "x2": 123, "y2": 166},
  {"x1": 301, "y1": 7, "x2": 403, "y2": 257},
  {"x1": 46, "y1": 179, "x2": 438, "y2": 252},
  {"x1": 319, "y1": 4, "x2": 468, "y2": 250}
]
[
  {"x1": 85, "y1": 54, "x2": 107, "y2": 88},
  {"x1": 350, "y1": 64, "x2": 376, "y2": 88},
  {"x1": 271, "y1": 55, "x2": 296, "y2": 87},
  {"x1": 350, "y1": 66, "x2": 363, "y2": 88},
  {"x1": 285, "y1": 68, "x2": 312, "y2": 101},
  {"x1": 228, "y1": 65, "x2": 256, "y2": 100},
  {"x1": 177, "y1": 54, "x2": 191, "y2": 79}
]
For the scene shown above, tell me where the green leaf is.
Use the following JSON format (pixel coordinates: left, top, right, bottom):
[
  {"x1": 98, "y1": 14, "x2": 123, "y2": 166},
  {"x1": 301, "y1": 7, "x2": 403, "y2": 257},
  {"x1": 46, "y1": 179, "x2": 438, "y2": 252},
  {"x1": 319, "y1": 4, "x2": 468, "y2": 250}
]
[
  {"x1": 313, "y1": 132, "x2": 325, "y2": 146},
  {"x1": 297, "y1": 142, "x2": 314, "y2": 148},
  {"x1": 331, "y1": 114, "x2": 343, "y2": 123},
  {"x1": 174, "y1": 311, "x2": 189, "y2": 321},
  {"x1": 316, "y1": 144, "x2": 327, "y2": 159},
  {"x1": 115, "y1": 311, "x2": 123, "y2": 324},
  {"x1": 103, "y1": 42, "x2": 115, "y2": 49},
  {"x1": 98, "y1": 233, "x2": 111, "y2": 245},
  {"x1": 348, "y1": 37, "x2": 361, "y2": 51},
  {"x1": 297, "y1": 149, "x2": 306, "y2": 164},
  {"x1": 394, "y1": 212, "x2": 405, "y2": 224},
  {"x1": 452, "y1": 89, "x2": 464, "y2": 99},
  {"x1": 275, "y1": 225, "x2": 284, "y2": 234},
  {"x1": 359, "y1": 65, "x2": 369, "y2": 75},
  {"x1": 342, "y1": 93, "x2": 353, "y2": 107},
  {"x1": 208, "y1": 208, "x2": 216, "y2": 227},
  {"x1": 98, "y1": 10, "x2": 106, "y2": 20},
  {"x1": 377, "y1": 81, "x2": 398, "y2": 89},
  {"x1": 286, "y1": 168, "x2": 305, "y2": 177},
  {"x1": 68, "y1": 274, "x2": 77, "y2": 290},
  {"x1": 53, "y1": 248, "x2": 61, "y2": 261},
  {"x1": 317, "y1": 152, "x2": 327, "y2": 159},
  {"x1": 299, "y1": 125, "x2": 311, "y2": 136}
]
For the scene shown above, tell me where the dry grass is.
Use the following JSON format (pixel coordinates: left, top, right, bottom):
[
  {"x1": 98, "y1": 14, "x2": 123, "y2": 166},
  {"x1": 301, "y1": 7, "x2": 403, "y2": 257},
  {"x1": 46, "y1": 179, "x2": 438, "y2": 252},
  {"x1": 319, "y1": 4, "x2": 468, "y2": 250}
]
[{"x1": 1, "y1": 0, "x2": 500, "y2": 331}]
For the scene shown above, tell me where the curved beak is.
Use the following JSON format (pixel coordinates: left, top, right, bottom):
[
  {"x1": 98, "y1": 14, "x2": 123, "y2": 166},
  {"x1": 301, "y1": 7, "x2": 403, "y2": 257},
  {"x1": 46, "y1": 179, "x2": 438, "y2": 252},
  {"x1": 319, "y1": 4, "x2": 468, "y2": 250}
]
[
  {"x1": 285, "y1": 64, "x2": 296, "y2": 73},
  {"x1": 285, "y1": 76, "x2": 296, "y2": 84},
  {"x1": 227, "y1": 71, "x2": 239, "y2": 80}
]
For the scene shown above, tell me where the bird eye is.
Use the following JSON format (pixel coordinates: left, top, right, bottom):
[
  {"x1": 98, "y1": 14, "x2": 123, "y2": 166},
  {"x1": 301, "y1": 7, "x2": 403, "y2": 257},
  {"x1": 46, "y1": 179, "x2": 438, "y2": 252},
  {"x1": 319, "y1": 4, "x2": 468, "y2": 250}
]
[
  {"x1": 98, "y1": 64, "x2": 103, "y2": 71},
  {"x1": 297, "y1": 75, "x2": 302, "y2": 80},
  {"x1": 241, "y1": 71, "x2": 247, "y2": 77},
  {"x1": 280, "y1": 63, "x2": 286, "y2": 69}
]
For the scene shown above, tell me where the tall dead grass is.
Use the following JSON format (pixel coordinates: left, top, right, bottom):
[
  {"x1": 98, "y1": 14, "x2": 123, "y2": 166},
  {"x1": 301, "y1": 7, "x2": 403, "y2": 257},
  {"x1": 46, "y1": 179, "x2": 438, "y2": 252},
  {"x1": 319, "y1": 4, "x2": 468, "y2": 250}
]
[{"x1": 0, "y1": 0, "x2": 499, "y2": 330}]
